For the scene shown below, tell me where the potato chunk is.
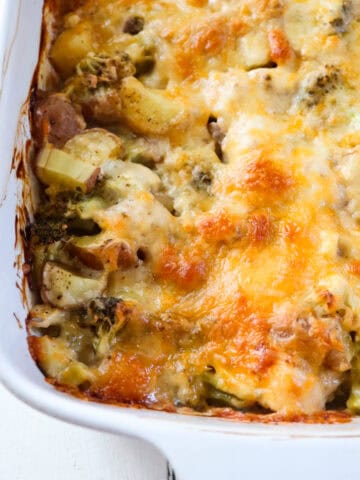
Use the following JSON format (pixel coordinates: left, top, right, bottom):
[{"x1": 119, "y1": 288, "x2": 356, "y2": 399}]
[
  {"x1": 103, "y1": 160, "x2": 161, "y2": 196},
  {"x1": 69, "y1": 234, "x2": 136, "y2": 271},
  {"x1": 29, "y1": 336, "x2": 95, "y2": 386},
  {"x1": 28, "y1": 305, "x2": 69, "y2": 329},
  {"x1": 50, "y1": 22, "x2": 94, "y2": 78},
  {"x1": 41, "y1": 262, "x2": 107, "y2": 309},
  {"x1": 64, "y1": 129, "x2": 124, "y2": 167},
  {"x1": 120, "y1": 77, "x2": 188, "y2": 135},
  {"x1": 36, "y1": 145, "x2": 100, "y2": 192}
]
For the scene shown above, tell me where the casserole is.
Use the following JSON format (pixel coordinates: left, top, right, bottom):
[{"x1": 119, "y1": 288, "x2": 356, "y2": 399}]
[{"x1": 1, "y1": 1, "x2": 360, "y2": 479}]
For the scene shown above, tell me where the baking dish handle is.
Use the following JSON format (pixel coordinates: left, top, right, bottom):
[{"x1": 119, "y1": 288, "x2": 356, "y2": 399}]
[{"x1": 153, "y1": 430, "x2": 360, "y2": 480}]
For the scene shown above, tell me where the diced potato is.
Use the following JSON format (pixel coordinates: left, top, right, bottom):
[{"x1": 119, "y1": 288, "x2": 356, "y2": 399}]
[
  {"x1": 69, "y1": 233, "x2": 135, "y2": 271},
  {"x1": 120, "y1": 77, "x2": 188, "y2": 135},
  {"x1": 319, "y1": 274, "x2": 348, "y2": 303},
  {"x1": 125, "y1": 140, "x2": 163, "y2": 167},
  {"x1": 103, "y1": 160, "x2": 161, "y2": 196},
  {"x1": 36, "y1": 145, "x2": 100, "y2": 192},
  {"x1": 60, "y1": 362, "x2": 95, "y2": 386},
  {"x1": 32, "y1": 336, "x2": 95, "y2": 385},
  {"x1": 318, "y1": 230, "x2": 339, "y2": 258},
  {"x1": 33, "y1": 336, "x2": 73, "y2": 378},
  {"x1": 240, "y1": 31, "x2": 271, "y2": 70},
  {"x1": 29, "y1": 305, "x2": 69, "y2": 329},
  {"x1": 41, "y1": 262, "x2": 107, "y2": 309},
  {"x1": 337, "y1": 148, "x2": 360, "y2": 184},
  {"x1": 64, "y1": 129, "x2": 124, "y2": 167},
  {"x1": 50, "y1": 22, "x2": 94, "y2": 78}
]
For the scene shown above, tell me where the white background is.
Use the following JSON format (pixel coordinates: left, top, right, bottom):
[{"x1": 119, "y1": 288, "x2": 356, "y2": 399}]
[{"x1": 0, "y1": 385, "x2": 168, "y2": 480}]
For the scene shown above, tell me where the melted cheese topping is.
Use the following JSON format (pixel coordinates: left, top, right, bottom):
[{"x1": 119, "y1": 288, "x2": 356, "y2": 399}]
[{"x1": 28, "y1": 0, "x2": 360, "y2": 416}]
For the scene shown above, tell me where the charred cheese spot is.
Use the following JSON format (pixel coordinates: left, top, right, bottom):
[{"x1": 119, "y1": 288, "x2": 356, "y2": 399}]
[
  {"x1": 268, "y1": 29, "x2": 294, "y2": 64},
  {"x1": 91, "y1": 352, "x2": 157, "y2": 403},
  {"x1": 208, "y1": 304, "x2": 276, "y2": 375},
  {"x1": 245, "y1": 212, "x2": 273, "y2": 245},
  {"x1": 173, "y1": 16, "x2": 246, "y2": 79},
  {"x1": 242, "y1": 158, "x2": 293, "y2": 195},
  {"x1": 198, "y1": 212, "x2": 241, "y2": 244},
  {"x1": 154, "y1": 245, "x2": 207, "y2": 290}
]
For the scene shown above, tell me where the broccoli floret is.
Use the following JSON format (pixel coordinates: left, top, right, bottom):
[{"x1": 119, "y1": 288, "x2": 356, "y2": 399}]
[
  {"x1": 64, "y1": 52, "x2": 136, "y2": 123},
  {"x1": 30, "y1": 197, "x2": 71, "y2": 244},
  {"x1": 31, "y1": 193, "x2": 101, "y2": 245},
  {"x1": 87, "y1": 297, "x2": 122, "y2": 329},
  {"x1": 75, "y1": 52, "x2": 135, "y2": 87},
  {"x1": 84, "y1": 297, "x2": 129, "y2": 358},
  {"x1": 30, "y1": 217, "x2": 69, "y2": 245}
]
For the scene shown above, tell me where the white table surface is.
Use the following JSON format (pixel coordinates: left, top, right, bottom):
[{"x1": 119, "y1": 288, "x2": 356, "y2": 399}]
[{"x1": 0, "y1": 385, "x2": 168, "y2": 480}]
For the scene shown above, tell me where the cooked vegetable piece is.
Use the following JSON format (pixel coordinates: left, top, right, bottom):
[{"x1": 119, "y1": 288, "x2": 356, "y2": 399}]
[
  {"x1": 65, "y1": 52, "x2": 135, "y2": 123},
  {"x1": 60, "y1": 362, "x2": 95, "y2": 386},
  {"x1": 30, "y1": 336, "x2": 95, "y2": 386},
  {"x1": 28, "y1": 305, "x2": 69, "y2": 329},
  {"x1": 87, "y1": 297, "x2": 123, "y2": 325},
  {"x1": 31, "y1": 91, "x2": 85, "y2": 147},
  {"x1": 41, "y1": 262, "x2": 107, "y2": 309},
  {"x1": 203, "y1": 366, "x2": 254, "y2": 409},
  {"x1": 36, "y1": 146, "x2": 100, "y2": 193},
  {"x1": 120, "y1": 77, "x2": 188, "y2": 135},
  {"x1": 240, "y1": 30, "x2": 272, "y2": 70},
  {"x1": 206, "y1": 385, "x2": 250, "y2": 410},
  {"x1": 103, "y1": 160, "x2": 161, "y2": 196},
  {"x1": 86, "y1": 297, "x2": 128, "y2": 357},
  {"x1": 81, "y1": 90, "x2": 123, "y2": 124},
  {"x1": 69, "y1": 234, "x2": 136, "y2": 270},
  {"x1": 50, "y1": 22, "x2": 95, "y2": 78},
  {"x1": 347, "y1": 341, "x2": 360, "y2": 412},
  {"x1": 30, "y1": 206, "x2": 102, "y2": 246},
  {"x1": 30, "y1": 216, "x2": 70, "y2": 244},
  {"x1": 64, "y1": 129, "x2": 123, "y2": 166},
  {"x1": 125, "y1": 141, "x2": 163, "y2": 168},
  {"x1": 75, "y1": 52, "x2": 135, "y2": 83}
]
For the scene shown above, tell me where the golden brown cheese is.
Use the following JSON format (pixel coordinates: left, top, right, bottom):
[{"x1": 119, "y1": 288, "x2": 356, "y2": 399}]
[{"x1": 27, "y1": 0, "x2": 360, "y2": 418}]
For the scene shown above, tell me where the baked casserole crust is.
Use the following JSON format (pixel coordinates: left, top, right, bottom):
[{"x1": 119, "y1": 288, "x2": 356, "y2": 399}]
[{"x1": 27, "y1": 0, "x2": 360, "y2": 418}]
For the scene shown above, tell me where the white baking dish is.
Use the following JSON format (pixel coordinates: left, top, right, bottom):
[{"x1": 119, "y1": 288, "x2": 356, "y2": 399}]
[{"x1": 1, "y1": 2, "x2": 360, "y2": 479}]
